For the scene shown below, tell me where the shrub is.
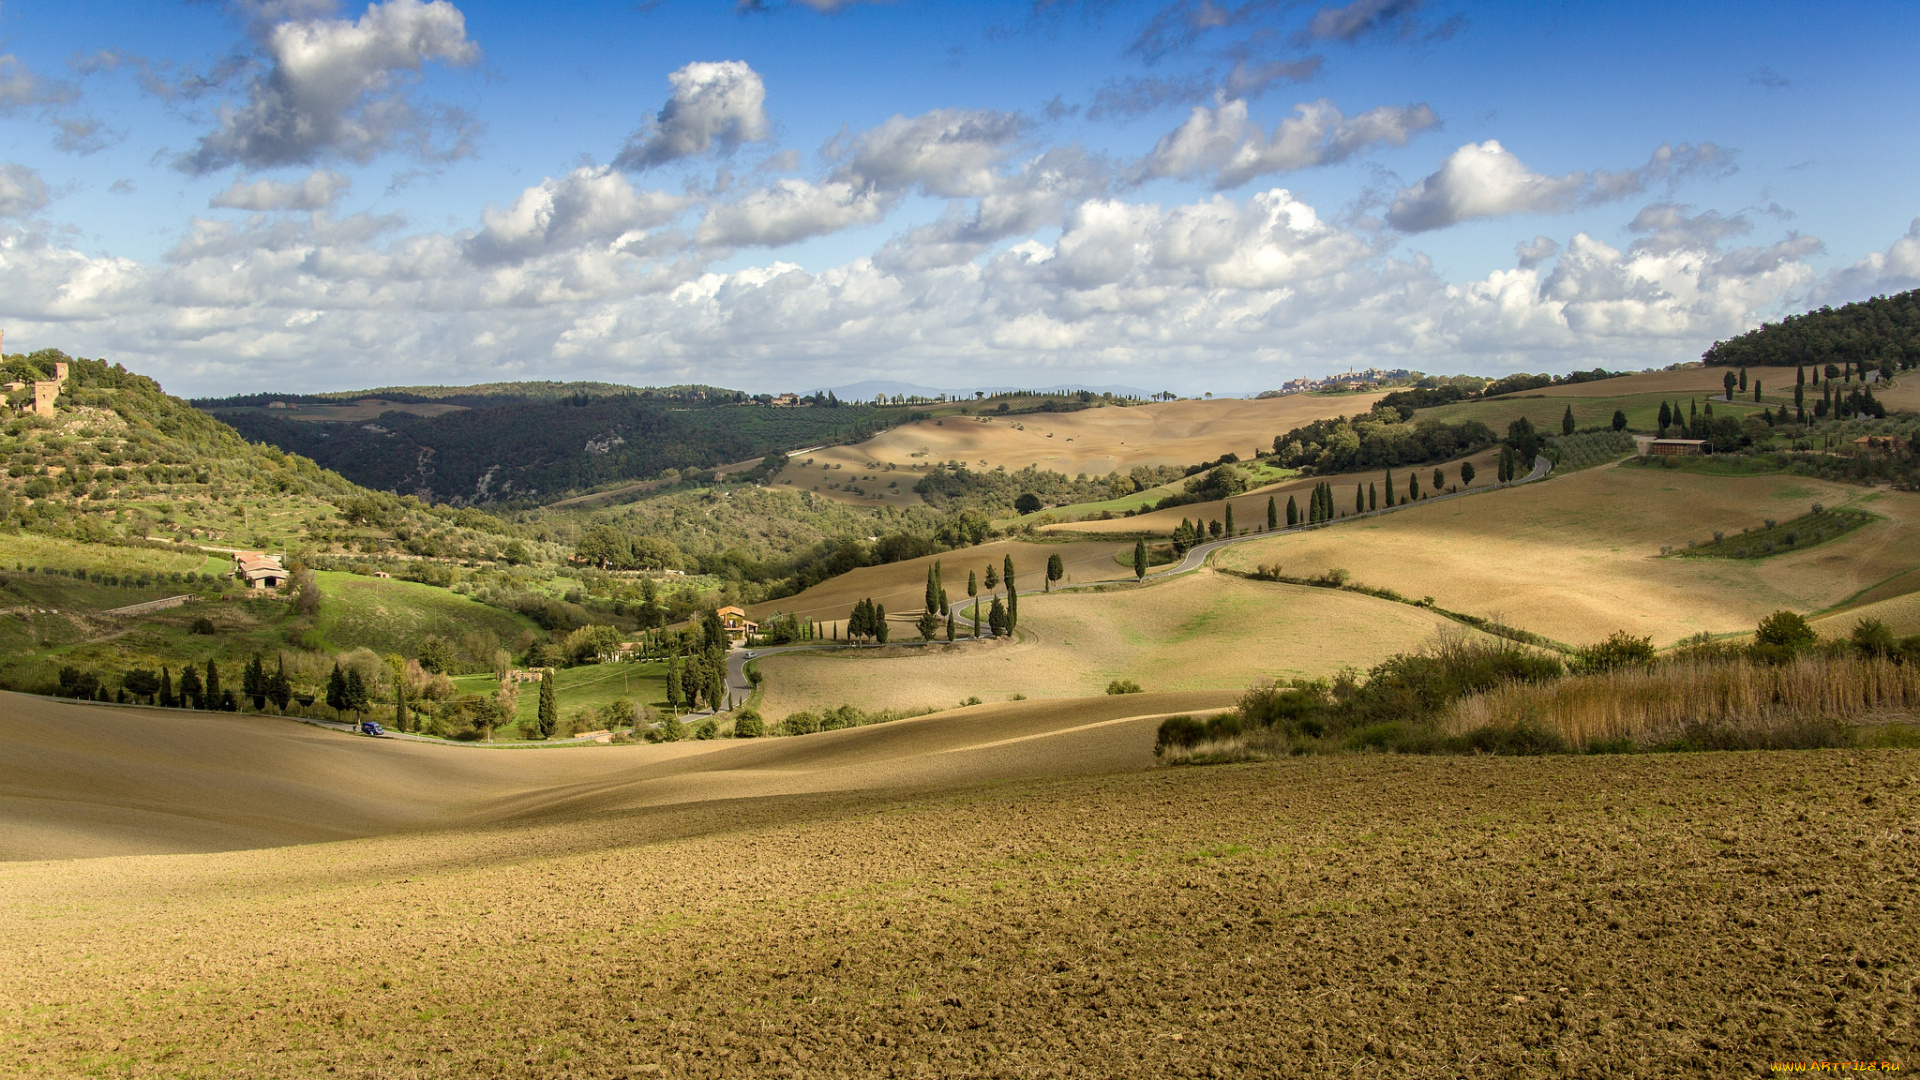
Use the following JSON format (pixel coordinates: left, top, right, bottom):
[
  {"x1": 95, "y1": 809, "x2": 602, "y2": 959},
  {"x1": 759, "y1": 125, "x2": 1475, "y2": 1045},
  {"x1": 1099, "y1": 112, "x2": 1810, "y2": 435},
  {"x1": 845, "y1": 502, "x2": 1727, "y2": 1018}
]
[
  {"x1": 694, "y1": 718, "x2": 718, "y2": 740},
  {"x1": 732, "y1": 709, "x2": 765, "y2": 738},
  {"x1": 1754, "y1": 610, "x2": 1818, "y2": 651},
  {"x1": 1154, "y1": 712, "x2": 1241, "y2": 756},
  {"x1": 1106, "y1": 678, "x2": 1142, "y2": 695},
  {"x1": 1573, "y1": 630, "x2": 1655, "y2": 673}
]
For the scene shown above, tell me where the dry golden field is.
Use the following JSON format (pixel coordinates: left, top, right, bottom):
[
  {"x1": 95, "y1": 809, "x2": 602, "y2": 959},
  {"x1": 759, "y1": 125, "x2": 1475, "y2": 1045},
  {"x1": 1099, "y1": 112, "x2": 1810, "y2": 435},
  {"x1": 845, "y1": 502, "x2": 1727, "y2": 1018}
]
[
  {"x1": 745, "y1": 537, "x2": 1144, "y2": 626},
  {"x1": 1044, "y1": 445, "x2": 1509, "y2": 536},
  {"x1": 2, "y1": 693, "x2": 1915, "y2": 1077},
  {"x1": 753, "y1": 572, "x2": 1481, "y2": 716},
  {"x1": 770, "y1": 392, "x2": 1384, "y2": 508},
  {"x1": 1211, "y1": 463, "x2": 1920, "y2": 647}
]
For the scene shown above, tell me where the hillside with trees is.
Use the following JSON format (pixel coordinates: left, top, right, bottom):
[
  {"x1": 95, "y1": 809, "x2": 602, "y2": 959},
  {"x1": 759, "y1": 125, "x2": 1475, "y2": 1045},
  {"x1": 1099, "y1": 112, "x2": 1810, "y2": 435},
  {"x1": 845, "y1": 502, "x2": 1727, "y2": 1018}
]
[
  {"x1": 201, "y1": 388, "x2": 908, "y2": 506},
  {"x1": 1703, "y1": 289, "x2": 1920, "y2": 370}
]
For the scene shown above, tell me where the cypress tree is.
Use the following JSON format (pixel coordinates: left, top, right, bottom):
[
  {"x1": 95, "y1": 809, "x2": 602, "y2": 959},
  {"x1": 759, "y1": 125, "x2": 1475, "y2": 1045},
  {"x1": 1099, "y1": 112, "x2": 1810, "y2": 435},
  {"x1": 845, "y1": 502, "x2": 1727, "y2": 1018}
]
[
  {"x1": 874, "y1": 603, "x2": 888, "y2": 643},
  {"x1": 666, "y1": 651, "x2": 683, "y2": 712},
  {"x1": 1267, "y1": 495, "x2": 1277, "y2": 529},
  {"x1": 1134, "y1": 538, "x2": 1147, "y2": 580},
  {"x1": 1754, "y1": 379, "x2": 1762, "y2": 403},
  {"x1": 1223, "y1": 504, "x2": 1234, "y2": 536},
  {"x1": 1408, "y1": 472, "x2": 1419, "y2": 501},
  {"x1": 1612, "y1": 409, "x2": 1627, "y2": 431},
  {"x1": 538, "y1": 670, "x2": 556, "y2": 737},
  {"x1": 1562, "y1": 404, "x2": 1575, "y2": 435},
  {"x1": 1383, "y1": 468, "x2": 1394, "y2": 507},
  {"x1": 1738, "y1": 367, "x2": 1747, "y2": 391},
  {"x1": 1658, "y1": 400, "x2": 1671, "y2": 430},
  {"x1": 204, "y1": 659, "x2": 220, "y2": 707},
  {"x1": 1003, "y1": 556, "x2": 1017, "y2": 633},
  {"x1": 1368, "y1": 482, "x2": 1377, "y2": 510},
  {"x1": 159, "y1": 666, "x2": 174, "y2": 708},
  {"x1": 1355, "y1": 483, "x2": 1364, "y2": 514},
  {"x1": 925, "y1": 565, "x2": 938, "y2": 615},
  {"x1": 946, "y1": 611, "x2": 956, "y2": 641},
  {"x1": 1286, "y1": 495, "x2": 1298, "y2": 526}
]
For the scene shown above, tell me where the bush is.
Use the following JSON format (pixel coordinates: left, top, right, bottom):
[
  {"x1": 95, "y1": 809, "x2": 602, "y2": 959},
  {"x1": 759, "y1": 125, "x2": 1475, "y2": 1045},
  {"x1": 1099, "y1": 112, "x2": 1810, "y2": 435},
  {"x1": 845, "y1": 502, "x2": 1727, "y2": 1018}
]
[
  {"x1": 1106, "y1": 678, "x2": 1142, "y2": 695},
  {"x1": 732, "y1": 709, "x2": 765, "y2": 738},
  {"x1": 1754, "y1": 610, "x2": 1818, "y2": 651},
  {"x1": 1573, "y1": 631, "x2": 1655, "y2": 673},
  {"x1": 1154, "y1": 713, "x2": 1241, "y2": 756}
]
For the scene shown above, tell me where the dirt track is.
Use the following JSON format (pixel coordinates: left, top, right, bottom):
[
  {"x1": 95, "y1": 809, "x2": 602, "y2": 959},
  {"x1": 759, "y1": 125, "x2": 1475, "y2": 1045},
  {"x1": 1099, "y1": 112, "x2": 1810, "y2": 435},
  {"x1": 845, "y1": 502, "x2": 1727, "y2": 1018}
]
[{"x1": 1, "y1": 702, "x2": 1913, "y2": 1076}]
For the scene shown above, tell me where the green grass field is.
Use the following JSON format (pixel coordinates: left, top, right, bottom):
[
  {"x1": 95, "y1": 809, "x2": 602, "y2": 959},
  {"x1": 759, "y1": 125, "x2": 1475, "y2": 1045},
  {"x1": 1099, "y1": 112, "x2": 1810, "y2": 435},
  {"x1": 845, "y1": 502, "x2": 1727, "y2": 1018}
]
[
  {"x1": 1001, "y1": 461, "x2": 1300, "y2": 527},
  {"x1": 310, "y1": 571, "x2": 537, "y2": 657},
  {"x1": 1419, "y1": 391, "x2": 1779, "y2": 434},
  {"x1": 0, "y1": 535, "x2": 215, "y2": 578},
  {"x1": 450, "y1": 660, "x2": 668, "y2": 737}
]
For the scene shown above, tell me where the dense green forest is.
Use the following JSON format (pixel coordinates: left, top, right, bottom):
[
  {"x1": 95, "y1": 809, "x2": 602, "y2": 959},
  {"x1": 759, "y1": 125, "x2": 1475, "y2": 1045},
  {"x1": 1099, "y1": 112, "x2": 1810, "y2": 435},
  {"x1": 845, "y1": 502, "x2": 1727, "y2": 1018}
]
[
  {"x1": 1703, "y1": 289, "x2": 1920, "y2": 369},
  {"x1": 204, "y1": 392, "x2": 905, "y2": 505}
]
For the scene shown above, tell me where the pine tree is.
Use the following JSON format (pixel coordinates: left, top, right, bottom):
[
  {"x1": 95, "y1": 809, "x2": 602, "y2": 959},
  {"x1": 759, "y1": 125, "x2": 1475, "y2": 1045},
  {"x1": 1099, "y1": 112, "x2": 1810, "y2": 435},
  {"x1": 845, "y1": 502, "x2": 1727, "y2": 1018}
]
[
  {"x1": 917, "y1": 606, "x2": 941, "y2": 641},
  {"x1": 1267, "y1": 495, "x2": 1277, "y2": 529},
  {"x1": 343, "y1": 668, "x2": 368, "y2": 716},
  {"x1": 538, "y1": 669, "x2": 557, "y2": 738},
  {"x1": 325, "y1": 662, "x2": 346, "y2": 715},
  {"x1": 1134, "y1": 538, "x2": 1147, "y2": 580}
]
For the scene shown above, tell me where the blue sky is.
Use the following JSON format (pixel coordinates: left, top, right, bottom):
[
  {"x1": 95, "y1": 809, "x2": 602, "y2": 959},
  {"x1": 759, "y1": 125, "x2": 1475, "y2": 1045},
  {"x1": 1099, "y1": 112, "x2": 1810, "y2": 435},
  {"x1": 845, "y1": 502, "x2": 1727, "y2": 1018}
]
[{"x1": 1, "y1": 0, "x2": 1916, "y2": 396}]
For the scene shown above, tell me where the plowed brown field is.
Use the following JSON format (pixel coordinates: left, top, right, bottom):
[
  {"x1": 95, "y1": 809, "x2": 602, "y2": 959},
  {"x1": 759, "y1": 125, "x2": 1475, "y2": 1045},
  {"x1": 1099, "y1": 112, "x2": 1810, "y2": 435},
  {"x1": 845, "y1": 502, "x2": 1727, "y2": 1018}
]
[{"x1": 1, "y1": 693, "x2": 1913, "y2": 1077}]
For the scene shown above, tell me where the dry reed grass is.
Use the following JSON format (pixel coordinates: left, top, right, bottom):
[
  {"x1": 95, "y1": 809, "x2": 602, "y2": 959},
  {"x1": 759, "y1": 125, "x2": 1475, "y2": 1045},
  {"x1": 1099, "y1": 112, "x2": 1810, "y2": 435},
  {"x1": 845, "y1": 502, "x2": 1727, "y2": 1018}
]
[{"x1": 1442, "y1": 656, "x2": 1920, "y2": 748}]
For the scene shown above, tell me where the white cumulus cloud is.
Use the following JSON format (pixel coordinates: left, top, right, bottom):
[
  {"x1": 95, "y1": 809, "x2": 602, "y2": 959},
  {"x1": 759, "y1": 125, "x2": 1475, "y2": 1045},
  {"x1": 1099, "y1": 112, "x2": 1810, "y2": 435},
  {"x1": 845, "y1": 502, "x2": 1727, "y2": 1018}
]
[
  {"x1": 1388, "y1": 140, "x2": 1733, "y2": 233},
  {"x1": 178, "y1": 0, "x2": 480, "y2": 174},
  {"x1": 614, "y1": 61, "x2": 770, "y2": 171},
  {"x1": 466, "y1": 167, "x2": 691, "y2": 265},
  {"x1": 695, "y1": 179, "x2": 885, "y2": 248},
  {"x1": 211, "y1": 170, "x2": 352, "y2": 211},
  {"x1": 0, "y1": 164, "x2": 51, "y2": 219},
  {"x1": 1139, "y1": 97, "x2": 1439, "y2": 189}
]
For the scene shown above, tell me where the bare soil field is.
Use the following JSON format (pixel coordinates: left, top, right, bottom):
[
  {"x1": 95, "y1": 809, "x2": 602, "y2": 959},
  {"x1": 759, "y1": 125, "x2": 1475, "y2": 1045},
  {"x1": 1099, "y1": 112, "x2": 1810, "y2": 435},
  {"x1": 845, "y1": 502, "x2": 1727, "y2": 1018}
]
[
  {"x1": 0, "y1": 691, "x2": 1225, "y2": 862},
  {"x1": 1212, "y1": 463, "x2": 1920, "y2": 647},
  {"x1": 754, "y1": 571, "x2": 1483, "y2": 716},
  {"x1": 1044, "y1": 445, "x2": 1508, "y2": 536},
  {"x1": 772, "y1": 392, "x2": 1384, "y2": 508},
  {"x1": 1, "y1": 696, "x2": 1912, "y2": 1077},
  {"x1": 745, "y1": 537, "x2": 1141, "y2": 625}
]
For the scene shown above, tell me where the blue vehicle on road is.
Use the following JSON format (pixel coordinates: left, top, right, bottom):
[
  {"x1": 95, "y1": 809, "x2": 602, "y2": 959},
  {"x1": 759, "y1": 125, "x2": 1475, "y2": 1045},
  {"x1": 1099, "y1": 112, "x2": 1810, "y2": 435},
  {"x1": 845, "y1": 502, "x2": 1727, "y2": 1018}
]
[{"x1": 359, "y1": 721, "x2": 385, "y2": 737}]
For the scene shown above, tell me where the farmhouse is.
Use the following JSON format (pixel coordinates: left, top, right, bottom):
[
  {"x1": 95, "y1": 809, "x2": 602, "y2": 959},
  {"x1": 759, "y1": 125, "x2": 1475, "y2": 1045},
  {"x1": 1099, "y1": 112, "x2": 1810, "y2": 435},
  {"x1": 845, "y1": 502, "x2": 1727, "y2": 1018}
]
[
  {"x1": 232, "y1": 552, "x2": 287, "y2": 590},
  {"x1": 717, "y1": 605, "x2": 758, "y2": 644},
  {"x1": 1853, "y1": 434, "x2": 1909, "y2": 454},
  {"x1": 1634, "y1": 437, "x2": 1707, "y2": 458},
  {"x1": 1, "y1": 329, "x2": 69, "y2": 418}
]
